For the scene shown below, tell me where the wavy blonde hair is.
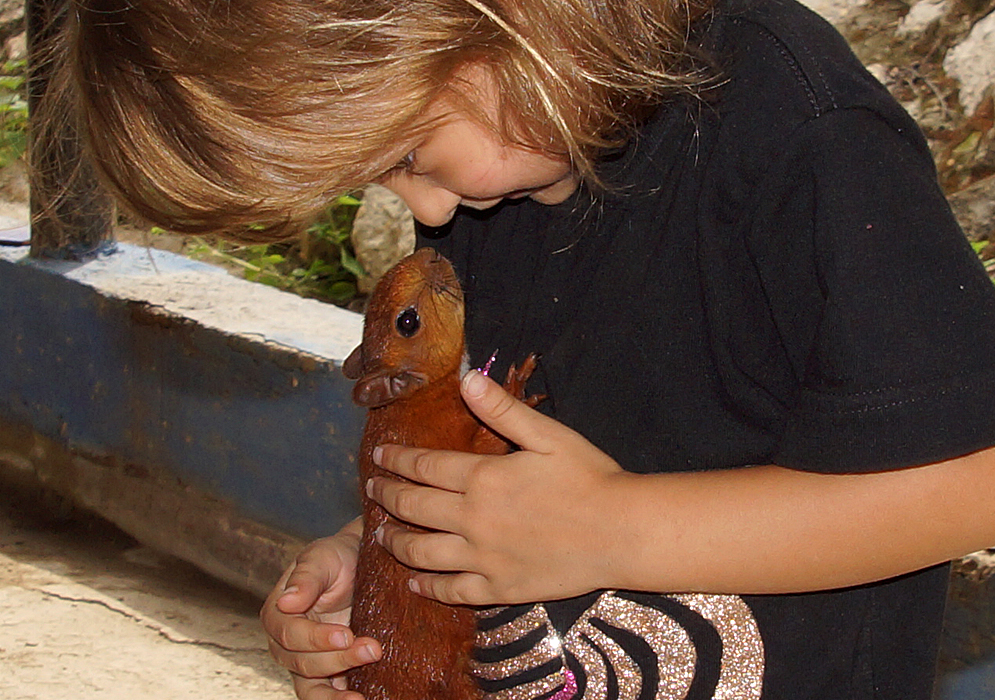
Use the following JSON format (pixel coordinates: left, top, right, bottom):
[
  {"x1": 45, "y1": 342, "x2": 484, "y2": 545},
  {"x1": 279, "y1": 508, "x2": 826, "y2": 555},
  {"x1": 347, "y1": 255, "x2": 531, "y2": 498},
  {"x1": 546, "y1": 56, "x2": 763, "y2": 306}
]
[{"x1": 39, "y1": 0, "x2": 714, "y2": 240}]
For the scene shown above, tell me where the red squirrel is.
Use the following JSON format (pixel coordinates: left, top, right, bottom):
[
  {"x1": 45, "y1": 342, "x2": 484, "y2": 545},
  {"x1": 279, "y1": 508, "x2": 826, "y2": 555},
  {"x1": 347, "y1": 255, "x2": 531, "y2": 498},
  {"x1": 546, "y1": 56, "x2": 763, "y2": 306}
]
[{"x1": 342, "y1": 247, "x2": 539, "y2": 700}]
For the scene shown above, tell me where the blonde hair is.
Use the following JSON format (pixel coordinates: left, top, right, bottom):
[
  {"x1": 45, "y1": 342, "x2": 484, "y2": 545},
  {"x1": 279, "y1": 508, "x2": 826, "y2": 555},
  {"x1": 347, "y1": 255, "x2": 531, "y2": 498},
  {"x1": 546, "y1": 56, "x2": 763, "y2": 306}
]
[{"x1": 40, "y1": 0, "x2": 714, "y2": 240}]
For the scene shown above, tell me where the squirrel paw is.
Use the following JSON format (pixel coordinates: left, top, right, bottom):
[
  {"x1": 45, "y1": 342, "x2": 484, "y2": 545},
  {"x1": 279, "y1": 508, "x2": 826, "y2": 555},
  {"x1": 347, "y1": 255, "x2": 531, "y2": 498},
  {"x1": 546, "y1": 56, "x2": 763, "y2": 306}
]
[{"x1": 503, "y1": 353, "x2": 545, "y2": 408}]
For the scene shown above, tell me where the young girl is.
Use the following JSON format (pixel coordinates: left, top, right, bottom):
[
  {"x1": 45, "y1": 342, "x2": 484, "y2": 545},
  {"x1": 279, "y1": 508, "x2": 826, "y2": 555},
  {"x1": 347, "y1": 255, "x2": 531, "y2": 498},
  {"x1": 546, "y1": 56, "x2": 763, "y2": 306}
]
[{"x1": 54, "y1": 0, "x2": 995, "y2": 698}]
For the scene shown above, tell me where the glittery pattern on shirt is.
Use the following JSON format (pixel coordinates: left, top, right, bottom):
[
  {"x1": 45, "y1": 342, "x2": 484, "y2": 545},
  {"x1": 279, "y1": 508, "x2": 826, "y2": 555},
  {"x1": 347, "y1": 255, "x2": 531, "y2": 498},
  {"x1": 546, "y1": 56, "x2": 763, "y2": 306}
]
[{"x1": 472, "y1": 591, "x2": 764, "y2": 700}]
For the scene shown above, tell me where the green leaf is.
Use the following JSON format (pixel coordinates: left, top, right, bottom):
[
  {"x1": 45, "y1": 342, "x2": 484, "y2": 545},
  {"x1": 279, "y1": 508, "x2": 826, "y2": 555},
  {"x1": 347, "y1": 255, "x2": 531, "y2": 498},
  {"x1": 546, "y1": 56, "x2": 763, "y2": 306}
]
[
  {"x1": 328, "y1": 281, "x2": 357, "y2": 302},
  {"x1": 253, "y1": 253, "x2": 285, "y2": 267},
  {"x1": 0, "y1": 75, "x2": 23, "y2": 91},
  {"x1": 335, "y1": 194, "x2": 362, "y2": 207},
  {"x1": 339, "y1": 248, "x2": 365, "y2": 278},
  {"x1": 952, "y1": 131, "x2": 982, "y2": 156}
]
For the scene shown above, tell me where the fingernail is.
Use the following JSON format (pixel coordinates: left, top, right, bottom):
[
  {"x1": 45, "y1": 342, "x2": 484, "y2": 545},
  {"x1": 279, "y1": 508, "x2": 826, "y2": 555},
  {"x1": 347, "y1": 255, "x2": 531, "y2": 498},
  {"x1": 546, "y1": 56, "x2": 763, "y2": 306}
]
[
  {"x1": 374, "y1": 525, "x2": 384, "y2": 544},
  {"x1": 365, "y1": 479, "x2": 374, "y2": 498},
  {"x1": 372, "y1": 446, "x2": 383, "y2": 465},
  {"x1": 408, "y1": 578, "x2": 421, "y2": 595},
  {"x1": 330, "y1": 630, "x2": 349, "y2": 648},
  {"x1": 280, "y1": 584, "x2": 299, "y2": 596},
  {"x1": 358, "y1": 643, "x2": 379, "y2": 663},
  {"x1": 462, "y1": 369, "x2": 486, "y2": 398}
]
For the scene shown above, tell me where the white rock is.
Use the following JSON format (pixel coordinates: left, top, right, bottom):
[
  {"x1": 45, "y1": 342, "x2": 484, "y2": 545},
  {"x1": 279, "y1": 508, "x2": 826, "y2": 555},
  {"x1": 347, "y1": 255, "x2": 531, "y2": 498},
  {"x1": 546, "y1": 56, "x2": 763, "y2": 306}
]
[
  {"x1": 350, "y1": 184, "x2": 415, "y2": 294},
  {"x1": 797, "y1": 0, "x2": 869, "y2": 26},
  {"x1": 897, "y1": 0, "x2": 947, "y2": 37},
  {"x1": 864, "y1": 62, "x2": 891, "y2": 87},
  {"x1": 944, "y1": 11, "x2": 995, "y2": 116}
]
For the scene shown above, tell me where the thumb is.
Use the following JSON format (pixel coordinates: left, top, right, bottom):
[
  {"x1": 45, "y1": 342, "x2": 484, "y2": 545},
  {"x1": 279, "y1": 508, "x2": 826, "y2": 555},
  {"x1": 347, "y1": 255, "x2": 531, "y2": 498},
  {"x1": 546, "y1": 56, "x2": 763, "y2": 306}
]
[
  {"x1": 276, "y1": 545, "x2": 342, "y2": 614},
  {"x1": 461, "y1": 369, "x2": 566, "y2": 453},
  {"x1": 276, "y1": 570, "x2": 325, "y2": 615}
]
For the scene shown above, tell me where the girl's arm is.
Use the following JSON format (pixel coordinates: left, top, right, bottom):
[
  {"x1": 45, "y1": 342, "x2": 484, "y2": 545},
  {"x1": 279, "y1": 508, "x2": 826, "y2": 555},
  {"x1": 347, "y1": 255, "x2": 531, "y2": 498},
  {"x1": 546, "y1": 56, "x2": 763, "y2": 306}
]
[{"x1": 368, "y1": 370, "x2": 995, "y2": 605}]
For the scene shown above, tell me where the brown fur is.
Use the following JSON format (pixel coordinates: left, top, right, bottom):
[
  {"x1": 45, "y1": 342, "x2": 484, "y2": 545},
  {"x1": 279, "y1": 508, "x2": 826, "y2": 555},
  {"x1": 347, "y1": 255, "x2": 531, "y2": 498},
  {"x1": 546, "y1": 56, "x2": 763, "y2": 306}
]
[{"x1": 343, "y1": 248, "x2": 537, "y2": 700}]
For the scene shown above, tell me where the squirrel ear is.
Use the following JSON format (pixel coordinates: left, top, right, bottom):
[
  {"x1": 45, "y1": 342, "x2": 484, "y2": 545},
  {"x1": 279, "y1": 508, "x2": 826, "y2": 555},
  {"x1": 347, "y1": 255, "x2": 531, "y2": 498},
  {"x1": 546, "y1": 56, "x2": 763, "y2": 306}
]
[
  {"x1": 352, "y1": 370, "x2": 428, "y2": 408},
  {"x1": 342, "y1": 344, "x2": 364, "y2": 379}
]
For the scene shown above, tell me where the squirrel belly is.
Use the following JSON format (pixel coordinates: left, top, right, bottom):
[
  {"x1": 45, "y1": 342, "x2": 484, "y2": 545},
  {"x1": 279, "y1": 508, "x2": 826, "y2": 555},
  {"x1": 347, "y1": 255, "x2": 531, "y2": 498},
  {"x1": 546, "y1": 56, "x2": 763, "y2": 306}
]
[{"x1": 351, "y1": 374, "x2": 484, "y2": 700}]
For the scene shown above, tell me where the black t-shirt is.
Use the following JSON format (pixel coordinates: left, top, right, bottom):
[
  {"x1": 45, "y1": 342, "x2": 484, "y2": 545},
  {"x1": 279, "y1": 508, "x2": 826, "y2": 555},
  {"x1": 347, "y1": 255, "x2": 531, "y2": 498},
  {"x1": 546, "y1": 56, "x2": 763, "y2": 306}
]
[{"x1": 418, "y1": 0, "x2": 995, "y2": 697}]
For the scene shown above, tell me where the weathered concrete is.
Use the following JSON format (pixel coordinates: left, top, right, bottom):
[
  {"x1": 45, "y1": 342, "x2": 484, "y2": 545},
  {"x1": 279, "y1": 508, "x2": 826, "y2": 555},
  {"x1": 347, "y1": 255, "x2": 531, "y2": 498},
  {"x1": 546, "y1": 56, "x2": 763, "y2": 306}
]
[{"x1": 0, "y1": 243, "x2": 365, "y2": 595}]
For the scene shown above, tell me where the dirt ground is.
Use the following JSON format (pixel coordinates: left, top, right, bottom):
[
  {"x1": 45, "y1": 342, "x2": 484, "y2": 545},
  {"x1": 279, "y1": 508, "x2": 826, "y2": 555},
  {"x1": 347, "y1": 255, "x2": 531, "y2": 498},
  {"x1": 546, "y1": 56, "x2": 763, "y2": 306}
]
[{"x1": 0, "y1": 479, "x2": 296, "y2": 700}]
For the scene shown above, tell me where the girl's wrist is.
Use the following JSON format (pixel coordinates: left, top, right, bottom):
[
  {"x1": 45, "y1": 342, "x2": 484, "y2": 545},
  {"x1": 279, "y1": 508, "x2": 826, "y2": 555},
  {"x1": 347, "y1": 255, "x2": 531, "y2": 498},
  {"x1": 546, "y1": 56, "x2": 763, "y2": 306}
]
[{"x1": 584, "y1": 470, "x2": 654, "y2": 593}]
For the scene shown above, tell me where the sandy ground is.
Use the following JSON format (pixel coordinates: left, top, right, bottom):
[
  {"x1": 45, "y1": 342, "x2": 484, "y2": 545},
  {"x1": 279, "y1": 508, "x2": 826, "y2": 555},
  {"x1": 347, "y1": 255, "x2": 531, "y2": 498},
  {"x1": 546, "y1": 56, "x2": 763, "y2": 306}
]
[{"x1": 0, "y1": 480, "x2": 296, "y2": 700}]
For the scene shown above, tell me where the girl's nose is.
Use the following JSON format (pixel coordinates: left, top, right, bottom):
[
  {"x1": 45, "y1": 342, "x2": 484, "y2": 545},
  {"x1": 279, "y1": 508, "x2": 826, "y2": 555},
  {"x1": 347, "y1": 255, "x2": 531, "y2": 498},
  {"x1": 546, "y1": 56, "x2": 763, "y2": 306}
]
[{"x1": 381, "y1": 177, "x2": 461, "y2": 227}]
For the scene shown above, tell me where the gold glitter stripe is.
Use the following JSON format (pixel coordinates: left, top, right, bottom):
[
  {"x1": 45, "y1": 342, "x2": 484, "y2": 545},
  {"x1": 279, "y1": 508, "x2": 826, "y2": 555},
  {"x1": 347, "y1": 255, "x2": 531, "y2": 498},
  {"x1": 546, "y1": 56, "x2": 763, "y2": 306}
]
[
  {"x1": 481, "y1": 673, "x2": 566, "y2": 700},
  {"x1": 473, "y1": 591, "x2": 765, "y2": 700},
  {"x1": 567, "y1": 631, "x2": 608, "y2": 700},
  {"x1": 477, "y1": 605, "x2": 510, "y2": 620},
  {"x1": 672, "y1": 594, "x2": 764, "y2": 700},
  {"x1": 574, "y1": 622, "x2": 641, "y2": 700},
  {"x1": 476, "y1": 603, "x2": 550, "y2": 649},
  {"x1": 470, "y1": 630, "x2": 561, "y2": 681},
  {"x1": 586, "y1": 593, "x2": 697, "y2": 700},
  {"x1": 590, "y1": 625, "x2": 642, "y2": 699}
]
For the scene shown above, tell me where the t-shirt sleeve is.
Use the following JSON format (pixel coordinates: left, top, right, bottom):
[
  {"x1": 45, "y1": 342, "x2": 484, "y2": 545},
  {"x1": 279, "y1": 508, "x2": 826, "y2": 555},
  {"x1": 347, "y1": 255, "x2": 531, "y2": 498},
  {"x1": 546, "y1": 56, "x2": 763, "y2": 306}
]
[{"x1": 748, "y1": 107, "x2": 995, "y2": 473}]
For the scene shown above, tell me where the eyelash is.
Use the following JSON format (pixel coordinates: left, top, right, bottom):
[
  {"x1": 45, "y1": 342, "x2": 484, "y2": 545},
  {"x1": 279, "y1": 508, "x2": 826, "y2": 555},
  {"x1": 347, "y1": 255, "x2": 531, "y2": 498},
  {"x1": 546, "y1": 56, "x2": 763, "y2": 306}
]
[{"x1": 396, "y1": 151, "x2": 416, "y2": 173}]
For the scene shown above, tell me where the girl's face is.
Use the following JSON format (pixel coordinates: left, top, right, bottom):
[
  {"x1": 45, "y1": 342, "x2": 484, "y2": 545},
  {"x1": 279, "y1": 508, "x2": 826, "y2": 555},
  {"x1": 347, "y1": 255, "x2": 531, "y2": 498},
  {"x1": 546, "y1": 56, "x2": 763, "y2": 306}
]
[{"x1": 378, "y1": 75, "x2": 579, "y2": 227}]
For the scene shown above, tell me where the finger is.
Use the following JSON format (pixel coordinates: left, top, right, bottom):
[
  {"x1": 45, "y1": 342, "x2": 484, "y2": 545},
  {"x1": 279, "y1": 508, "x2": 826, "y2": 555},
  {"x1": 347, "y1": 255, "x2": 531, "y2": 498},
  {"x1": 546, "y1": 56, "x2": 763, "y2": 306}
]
[
  {"x1": 274, "y1": 544, "x2": 346, "y2": 616},
  {"x1": 292, "y1": 674, "x2": 365, "y2": 700},
  {"x1": 367, "y1": 474, "x2": 465, "y2": 532},
  {"x1": 269, "y1": 637, "x2": 382, "y2": 678},
  {"x1": 262, "y1": 609, "x2": 354, "y2": 654},
  {"x1": 373, "y1": 444, "x2": 482, "y2": 492},
  {"x1": 274, "y1": 575, "x2": 327, "y2": 616},
  {"x1": 460, "y1": 370, "x2": 570, "y2": 453},
  {"x1": 408, "y1": 571, "x2": 495, "y2": 606},
  {"x1": 376, "y1": 521, "x2": 471, "y2": 572}
]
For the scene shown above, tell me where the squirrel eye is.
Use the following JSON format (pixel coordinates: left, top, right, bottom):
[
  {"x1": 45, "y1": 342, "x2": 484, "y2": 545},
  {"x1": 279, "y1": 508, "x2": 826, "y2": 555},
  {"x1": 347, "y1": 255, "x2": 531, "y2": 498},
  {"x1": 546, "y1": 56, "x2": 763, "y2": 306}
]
[{"x1": 395, "y1": 307, "x2": 421, "y2": 338}]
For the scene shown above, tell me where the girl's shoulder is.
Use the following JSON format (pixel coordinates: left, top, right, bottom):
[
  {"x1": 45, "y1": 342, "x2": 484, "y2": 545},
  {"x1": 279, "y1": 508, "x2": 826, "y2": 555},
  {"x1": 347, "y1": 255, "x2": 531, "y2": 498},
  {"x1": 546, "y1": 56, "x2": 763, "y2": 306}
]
[
  {"x1": 685, "y1": 0, "x2": 932, "y2": 222},
  {"x1": 708, "y1": 0, "x2": 908, "y2": 130}
]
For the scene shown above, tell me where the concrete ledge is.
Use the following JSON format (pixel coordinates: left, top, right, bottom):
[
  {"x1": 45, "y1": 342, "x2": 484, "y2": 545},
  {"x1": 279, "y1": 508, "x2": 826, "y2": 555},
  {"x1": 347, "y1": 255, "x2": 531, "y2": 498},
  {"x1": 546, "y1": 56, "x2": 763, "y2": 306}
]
[
  {"x1": 0, "y1": 420, "x2": 303, "y2": 599},
  {"x1": 0, "y1": 243, "x2": 366, "y2": 594}
]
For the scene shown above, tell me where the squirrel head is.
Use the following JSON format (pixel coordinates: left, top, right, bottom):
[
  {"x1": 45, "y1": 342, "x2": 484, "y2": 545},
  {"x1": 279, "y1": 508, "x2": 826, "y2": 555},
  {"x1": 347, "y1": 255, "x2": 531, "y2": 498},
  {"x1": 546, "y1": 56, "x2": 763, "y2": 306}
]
[{"x1": 343, "y1": 248, "x2": 465, "y2": 408}]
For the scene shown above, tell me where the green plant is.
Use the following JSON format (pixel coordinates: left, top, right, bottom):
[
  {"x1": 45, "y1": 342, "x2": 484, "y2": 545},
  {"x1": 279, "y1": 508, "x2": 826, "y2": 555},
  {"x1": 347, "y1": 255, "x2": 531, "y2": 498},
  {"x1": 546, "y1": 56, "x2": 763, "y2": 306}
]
[
  {"x1": 177, "y1": 193, "x2": 366, "y2": 306},
  {"x1": 969, "y1": 239, "x2": 995, "y2": 281},
  {"x1": 0, "y1": 59, "x2": 28, "y2": 169}
]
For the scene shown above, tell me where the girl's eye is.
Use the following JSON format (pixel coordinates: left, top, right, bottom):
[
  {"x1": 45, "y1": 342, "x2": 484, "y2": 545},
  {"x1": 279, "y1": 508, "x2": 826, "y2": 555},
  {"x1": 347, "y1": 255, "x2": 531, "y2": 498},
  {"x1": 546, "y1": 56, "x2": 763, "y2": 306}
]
[
  {"x1": 396, "y1": 151, "x2": 416, "y2": 172},
  {"x1": 395, "y1": 307, "x2": 421, "y2": 337}
]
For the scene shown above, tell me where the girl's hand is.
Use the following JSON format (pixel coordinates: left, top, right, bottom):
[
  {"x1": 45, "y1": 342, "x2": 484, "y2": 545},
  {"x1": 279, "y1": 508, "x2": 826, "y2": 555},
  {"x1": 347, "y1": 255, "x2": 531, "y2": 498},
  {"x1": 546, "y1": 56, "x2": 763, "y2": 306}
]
[
  {"x1": 367, "y1": 369, "x2": 631, "y2": 606},
  {"x1": 260, "y1": 526, "x2": 382, "y2": 700}
]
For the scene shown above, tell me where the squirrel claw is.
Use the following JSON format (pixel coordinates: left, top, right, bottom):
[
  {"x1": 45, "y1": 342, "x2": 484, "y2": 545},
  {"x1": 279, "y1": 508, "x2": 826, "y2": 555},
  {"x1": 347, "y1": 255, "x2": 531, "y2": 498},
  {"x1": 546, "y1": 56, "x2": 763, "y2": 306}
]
[{"x1": 503, "y1": 353, "x2": 542, "y2": 406}]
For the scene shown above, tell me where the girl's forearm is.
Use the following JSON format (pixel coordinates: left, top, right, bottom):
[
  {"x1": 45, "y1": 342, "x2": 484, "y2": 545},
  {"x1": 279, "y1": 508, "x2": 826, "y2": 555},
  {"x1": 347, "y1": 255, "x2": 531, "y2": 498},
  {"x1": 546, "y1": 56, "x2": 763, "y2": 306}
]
[{"x1": 606, "y1": 445, "x2": 995, "y2": 595}]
